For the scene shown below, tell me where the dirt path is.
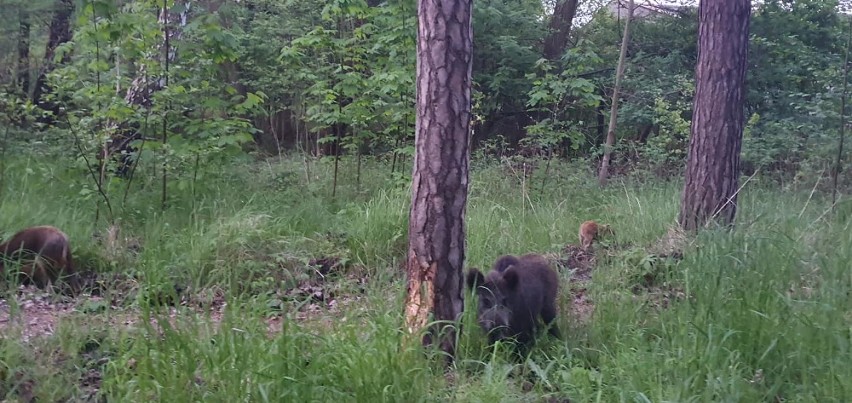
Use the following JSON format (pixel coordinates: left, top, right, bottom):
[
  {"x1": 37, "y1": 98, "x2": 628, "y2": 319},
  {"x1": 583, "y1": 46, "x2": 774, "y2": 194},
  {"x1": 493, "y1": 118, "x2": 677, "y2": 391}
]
[
  {"x1": 547, "y1": 243, "x2": 600, "y2": 324},
  {"x1": 0, "y1": 282, "x2": 366, "y2": 342},
  {"x1": 0, "y1": 290, "x2": 79, "y2": 342}
]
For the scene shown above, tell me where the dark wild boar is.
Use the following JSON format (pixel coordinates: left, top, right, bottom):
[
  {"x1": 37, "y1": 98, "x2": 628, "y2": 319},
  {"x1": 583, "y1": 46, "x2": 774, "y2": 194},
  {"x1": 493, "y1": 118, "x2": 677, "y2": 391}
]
[
  {"x1": 466, "y1": 254, "x2": 560, "y2": 347},
  {"x1": 491, "y1": 253, "x2": 551, "y2": 273},
  {"x1": 0, "y1": 226, "x2": 80, "y2": 294}
]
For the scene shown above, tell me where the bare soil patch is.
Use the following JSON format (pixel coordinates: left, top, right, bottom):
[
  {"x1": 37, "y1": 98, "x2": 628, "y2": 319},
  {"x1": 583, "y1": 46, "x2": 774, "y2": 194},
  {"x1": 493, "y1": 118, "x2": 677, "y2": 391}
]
[
  {"x1": 0, "y1": 287, "x2": 79, "y2": 342},
  {"x1": 0, "y1": 255, "x2": 368, "y2": 343},
  {"x1": 547, "y1": 244, "x2": 599, "y2": 324}
]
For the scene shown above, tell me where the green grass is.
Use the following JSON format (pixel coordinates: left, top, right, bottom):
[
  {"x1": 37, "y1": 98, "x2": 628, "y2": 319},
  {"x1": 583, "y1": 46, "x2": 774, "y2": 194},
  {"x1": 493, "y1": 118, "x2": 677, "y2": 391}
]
[{"x1": 0, "y1": 151, "x2": 850, "y2": 402}]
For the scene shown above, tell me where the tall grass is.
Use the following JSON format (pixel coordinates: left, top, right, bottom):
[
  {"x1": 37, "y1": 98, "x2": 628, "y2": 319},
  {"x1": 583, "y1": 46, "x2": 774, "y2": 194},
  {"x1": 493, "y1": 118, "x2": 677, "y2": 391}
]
[{"x1": 0, "y1": 153, "x2": 849, "y2": 401}]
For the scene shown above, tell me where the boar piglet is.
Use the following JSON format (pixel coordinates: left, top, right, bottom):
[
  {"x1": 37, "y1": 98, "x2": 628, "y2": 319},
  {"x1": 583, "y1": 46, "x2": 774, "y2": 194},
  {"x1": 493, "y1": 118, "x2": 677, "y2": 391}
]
[{"x1": 466, "y1": 254, "x2": 560, "y2": 347}]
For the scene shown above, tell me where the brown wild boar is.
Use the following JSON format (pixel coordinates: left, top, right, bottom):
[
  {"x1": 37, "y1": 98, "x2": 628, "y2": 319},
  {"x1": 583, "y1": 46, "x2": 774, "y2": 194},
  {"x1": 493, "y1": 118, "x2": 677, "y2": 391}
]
[
  {"x1": 579, "y1": 220, "x2": 613, "y2": 251},
  {"x1": 0, "y1": 226, "x2": 80, "y2": 294},
  {"x1": 466, "y1": 254, "x2": 560, "y2": 347}
]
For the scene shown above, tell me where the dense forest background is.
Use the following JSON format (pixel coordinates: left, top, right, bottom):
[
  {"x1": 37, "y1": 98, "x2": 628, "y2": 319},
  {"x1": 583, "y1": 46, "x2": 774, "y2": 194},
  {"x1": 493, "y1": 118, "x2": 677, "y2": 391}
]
[
  {"x1": 1, "y1": 0, "x2": 849, "y2": 194},
  {"x1": 1, "y1": 1, "x2": 852, "y2": 401}
]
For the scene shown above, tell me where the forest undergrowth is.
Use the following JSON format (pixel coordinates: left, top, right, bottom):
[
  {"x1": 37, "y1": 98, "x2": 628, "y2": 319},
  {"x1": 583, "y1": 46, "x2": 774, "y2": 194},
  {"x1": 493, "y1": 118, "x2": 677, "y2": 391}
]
[{"x1": 0, "y1": 152, "x2": 850, "y2": 402}]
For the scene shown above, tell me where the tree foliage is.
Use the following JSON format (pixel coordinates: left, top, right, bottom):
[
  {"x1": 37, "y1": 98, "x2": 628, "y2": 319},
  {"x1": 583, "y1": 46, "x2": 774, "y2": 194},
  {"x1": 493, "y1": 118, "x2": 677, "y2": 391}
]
[{"x1": 0, "y1": 0, "x2": 849, "y2": 193}]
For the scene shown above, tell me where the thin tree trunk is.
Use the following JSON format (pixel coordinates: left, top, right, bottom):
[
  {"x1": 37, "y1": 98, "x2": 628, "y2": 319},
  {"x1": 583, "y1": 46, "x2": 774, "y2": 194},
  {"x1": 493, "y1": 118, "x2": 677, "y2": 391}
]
[
  {"x1": 405, "y1": 0, "x2": 472, "y2": 360},
  {"x1": 191, "y1": 152, "x2": 200, "y2": 211},
  {"x1": 834, "y1": 16, "x2": 851, "y2": 206},
  {"x1": 161, "y1": 0, "x2": 171, "y2": 211},
  {"x1": 598, "y1": 0, "x2": 634, "y2": 187},
  {"x1": 115, "y1": 53, "x2": 121, "y2": 94},
  {"x1": 356, "y1": 148, "x2": 362, "y2": 191},
  {"x1": 92, "y1": 3, "x2": 105, "y2": 225},
  {"x1": 391, "y1": 137, "x2": 400, "y2": 173},
  {"x1": 332, "y1": 125, "x2": 341, "y2": 198},
  {"x1": 679, "y1": 0, "x2": 751, "y2": 230}
]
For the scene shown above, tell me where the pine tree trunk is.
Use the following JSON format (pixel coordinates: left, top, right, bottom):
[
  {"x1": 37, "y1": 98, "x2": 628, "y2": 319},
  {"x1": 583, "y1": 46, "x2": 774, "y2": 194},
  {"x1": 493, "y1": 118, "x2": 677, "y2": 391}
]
[
  {"x1": 405, "y1": 0, "x2": 472, "y2": 359},
  {"x1": 679, "y1": 0, "x2": 751, "y2": 230}
]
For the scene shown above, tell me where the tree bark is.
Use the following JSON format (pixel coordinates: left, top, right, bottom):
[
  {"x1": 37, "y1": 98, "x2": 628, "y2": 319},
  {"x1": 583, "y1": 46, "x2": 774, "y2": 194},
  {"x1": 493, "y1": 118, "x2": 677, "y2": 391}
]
[
  {"x1": 32, "y1": 0, "x2": 75, "y2": 115},
  {"x1": 124, "y1": 2, "x2": 190, "y2": 107},
  {"x1": 405, "y1": 0, "x2": 472, "y2": 359},
  {"x1": 597, "y1": 0, "x2": 634, "y2": 187},
  {"x1": 679, "y1": 0, "x2": 751, "y2": 231},
  {"x1": 543, "y1": 0, "x2": 580, "y2": 61},
  {"x1": 102, "y1": 1, "x2": 191, "y2": 178}
]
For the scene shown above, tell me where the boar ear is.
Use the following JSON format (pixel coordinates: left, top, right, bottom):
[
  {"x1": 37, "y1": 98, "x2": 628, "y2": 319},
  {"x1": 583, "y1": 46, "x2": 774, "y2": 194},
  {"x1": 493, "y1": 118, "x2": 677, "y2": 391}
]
[
  {"x1": 466, "y1": 269, "x2": 485, "y2": 290},
  {"x1": 503, "y1": 268, "x2": 520, "y2": 290},
  {"x1": 492, "y1": 255, "x2": 519, "y2": 273}
]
